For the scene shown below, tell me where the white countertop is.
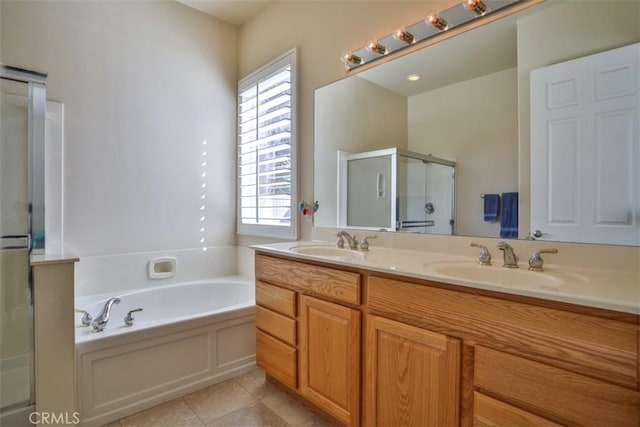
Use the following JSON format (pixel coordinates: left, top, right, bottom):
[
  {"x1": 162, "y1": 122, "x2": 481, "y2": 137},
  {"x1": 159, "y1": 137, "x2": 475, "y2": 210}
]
[
  {"x1": 31, "y1": 252, "x2": 79, "y2": 266},
  {"x1": 252, "y1": 241, "x2": 640, "y2": 315}
]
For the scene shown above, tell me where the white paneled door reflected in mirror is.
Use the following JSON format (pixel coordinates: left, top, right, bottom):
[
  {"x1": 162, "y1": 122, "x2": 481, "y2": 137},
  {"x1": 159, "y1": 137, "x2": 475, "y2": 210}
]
[{"x1": 314, "y1": 0, "x2": 639, "y2": 246}]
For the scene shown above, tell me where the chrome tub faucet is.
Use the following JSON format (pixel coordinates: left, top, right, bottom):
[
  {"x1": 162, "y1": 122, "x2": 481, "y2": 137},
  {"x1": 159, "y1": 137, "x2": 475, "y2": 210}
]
[{"x1": 91, "y1": 297, "x2": 121, "y2": 332}]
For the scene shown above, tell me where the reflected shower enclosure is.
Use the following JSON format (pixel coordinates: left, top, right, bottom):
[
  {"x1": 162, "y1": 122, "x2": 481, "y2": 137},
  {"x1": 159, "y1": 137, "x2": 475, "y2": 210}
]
[{"x1": 339, "y1": 148, "x2": 456, "y2": 233}]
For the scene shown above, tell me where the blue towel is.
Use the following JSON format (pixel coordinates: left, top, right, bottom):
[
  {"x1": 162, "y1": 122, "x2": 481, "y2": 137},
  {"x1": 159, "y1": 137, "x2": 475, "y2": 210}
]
[
  {"x1": 483, "y1": 194, "x2": 499, "y2": 222},
  {"x1": 500, "y1": 192, "x2": 518, "y2": 238}
]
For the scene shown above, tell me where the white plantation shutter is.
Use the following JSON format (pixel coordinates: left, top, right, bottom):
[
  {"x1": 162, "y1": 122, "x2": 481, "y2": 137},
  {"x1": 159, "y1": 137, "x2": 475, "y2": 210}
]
[{"x1": 237, "y1": 49, "x2": 297, "y2": 238}]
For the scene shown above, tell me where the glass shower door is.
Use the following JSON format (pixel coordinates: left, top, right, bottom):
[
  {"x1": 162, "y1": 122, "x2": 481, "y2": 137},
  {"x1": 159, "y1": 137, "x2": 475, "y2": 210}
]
[{"x1": 0, "y1": 77, "x2": 34, "y2": 411}]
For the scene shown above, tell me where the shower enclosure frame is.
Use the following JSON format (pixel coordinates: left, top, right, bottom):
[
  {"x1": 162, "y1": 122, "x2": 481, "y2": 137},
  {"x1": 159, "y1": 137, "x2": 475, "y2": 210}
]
[{"x1": 1, "y1": 63, "x2": 47, "y2": 421}]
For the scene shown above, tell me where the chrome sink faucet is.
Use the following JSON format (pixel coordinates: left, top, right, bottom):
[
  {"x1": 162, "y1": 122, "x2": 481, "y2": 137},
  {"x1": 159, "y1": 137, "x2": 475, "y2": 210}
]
[
  {"x1": 470, "y1": 242, "x2": 491, "y2": 265},
  {"x1": 359, "y1": 235, "x2": 377, "y2": 251},
  {"x1": 91, "y1": 297, "x2": 121, "y2": 332},
  {"x1": 528, "y1": 248, "x2": 559, "y2": 271},
  {"x1": 497, "y1": 241, "x2": 519, "y2": 268},
  {"x1": 336, "y1": 231, "x2": 358, "y2": 250}
]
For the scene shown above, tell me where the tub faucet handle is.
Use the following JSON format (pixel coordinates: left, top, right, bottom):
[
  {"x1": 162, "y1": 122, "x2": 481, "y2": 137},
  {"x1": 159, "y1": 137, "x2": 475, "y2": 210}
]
[
  {"x1": 75, "y1": 308, "x2": 93, "y2": 327},
  {"x1": 125, "y1": 308, "x2": 144, "y2": 327}
]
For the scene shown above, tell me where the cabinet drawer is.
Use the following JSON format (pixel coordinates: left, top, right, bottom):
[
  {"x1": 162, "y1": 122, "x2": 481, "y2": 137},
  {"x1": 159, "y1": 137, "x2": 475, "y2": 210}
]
[
  {"x1": 256, "y1": 254, "x2": 360, "y2": 305},
  {"x1": 474, "y1": 392, "x2": 560, "y2": 427},
  {"x1": 256, "y1": 280, "x2": 296, "y2": 317},
  {"x1": 475, "y1": 346, "x2": 639, "y2": 426},
  {"x1": 256, "y1": 329, "x2": 297, "y2": 389},
  {"x1": 256, "y1": 305, "x2": 296, "y2": 346}
]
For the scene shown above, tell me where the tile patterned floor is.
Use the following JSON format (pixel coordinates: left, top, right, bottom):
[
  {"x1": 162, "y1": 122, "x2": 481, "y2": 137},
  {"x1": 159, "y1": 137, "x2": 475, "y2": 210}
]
[{"x1": 103, "y1": 368, "x2": 340, "y2": 427}]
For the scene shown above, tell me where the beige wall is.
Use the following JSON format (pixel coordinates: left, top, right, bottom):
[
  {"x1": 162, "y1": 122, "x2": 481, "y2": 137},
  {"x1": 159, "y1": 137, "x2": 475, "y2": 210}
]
[
  {"x1": 238, "y1": 0, "x2": 459, "y2": 242},
  {"x1": 408, "y1": 68, "x2": 518, "y2": 238},
  {"x1": 1, "y1": 1, "x2": 238, "y2": 256},
  {"x1": 517, "y1": 0, "x2": 640, "y2": 237}
]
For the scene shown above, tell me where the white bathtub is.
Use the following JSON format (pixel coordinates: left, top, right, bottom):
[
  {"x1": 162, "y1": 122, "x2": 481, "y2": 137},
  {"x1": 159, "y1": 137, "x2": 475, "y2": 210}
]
[{"x1": 75, "y1": 276, "x2": 256, "y2": 426}]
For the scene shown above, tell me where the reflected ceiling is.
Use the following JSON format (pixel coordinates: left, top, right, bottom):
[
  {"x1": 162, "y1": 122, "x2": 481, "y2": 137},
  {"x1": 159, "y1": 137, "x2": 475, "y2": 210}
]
[{"x1": 357, "y1": 2, "x2": 552, "y2": 96}]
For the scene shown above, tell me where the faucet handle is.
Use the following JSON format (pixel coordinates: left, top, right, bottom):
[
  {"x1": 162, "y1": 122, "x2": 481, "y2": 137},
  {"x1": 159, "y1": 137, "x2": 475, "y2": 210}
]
[
  {"x1": 336, "y1": 232, "x2": 345, "y2": 248},
  {"x1": 75, "y1": 308, "x2": 93, "y2": 327},
  {"x1": 470, "y1": 242, "x2": 491, "y2": 265},
  {"x1": 125, "y1": 308, "x2": 144, "y2": 327},
  {"x1": 528, "y1": 248, "x2": 559, "y2": 271},
  {"x1": 359, "y1": 235, "x2": 377, "y2": 251}
]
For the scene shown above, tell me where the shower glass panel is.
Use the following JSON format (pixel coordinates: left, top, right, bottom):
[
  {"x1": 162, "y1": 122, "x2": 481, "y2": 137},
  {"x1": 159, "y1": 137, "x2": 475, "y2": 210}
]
[
  {"x1": 0, "y1": 77, "x2": 32, "y2": 412},
  {"x1": 423, "y1": 161, "x2": 456, "y2": 235},
  {"x1": 1, "y1": 65, "x2": 46, "y2": 418},
  {"x1": 346, "y1": 155, "x2": 393, "y2": 228}
]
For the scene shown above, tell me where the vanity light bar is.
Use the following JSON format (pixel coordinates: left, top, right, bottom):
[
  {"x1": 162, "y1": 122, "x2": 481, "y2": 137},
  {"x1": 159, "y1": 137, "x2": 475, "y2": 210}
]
[{"x1": 342, "y1": 0, "x2": 525, "y2": 70}]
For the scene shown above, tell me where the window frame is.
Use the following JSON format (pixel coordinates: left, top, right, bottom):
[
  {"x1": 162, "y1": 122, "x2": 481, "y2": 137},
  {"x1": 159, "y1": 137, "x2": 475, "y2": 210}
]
[{"x1": 237, "y1": 47, "x2": 298, "y2": 239}]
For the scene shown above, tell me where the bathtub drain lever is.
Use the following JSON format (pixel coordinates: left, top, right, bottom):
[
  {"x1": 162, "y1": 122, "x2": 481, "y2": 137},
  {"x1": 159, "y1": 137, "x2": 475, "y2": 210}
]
[{"x1": 125, "y1": 308, "x2": 144, "y2": 327}]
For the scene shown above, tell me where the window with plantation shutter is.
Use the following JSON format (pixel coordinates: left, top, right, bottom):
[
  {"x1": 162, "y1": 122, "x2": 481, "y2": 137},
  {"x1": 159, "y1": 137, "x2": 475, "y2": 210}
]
[{"x1": 237, "y1": 48, "x2": 297, "y2": 238}]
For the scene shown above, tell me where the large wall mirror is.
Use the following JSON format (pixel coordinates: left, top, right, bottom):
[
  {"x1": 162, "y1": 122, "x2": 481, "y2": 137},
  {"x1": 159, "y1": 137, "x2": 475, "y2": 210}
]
[{"x1": 314, "y1": 0, "x2": 639, "y2": 246}]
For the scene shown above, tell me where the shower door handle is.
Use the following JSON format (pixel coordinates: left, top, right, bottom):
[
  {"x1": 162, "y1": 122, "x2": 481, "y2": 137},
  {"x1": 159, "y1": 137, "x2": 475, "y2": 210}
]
[{"x1": 376, "y1": 173, "x2": 386, "y2": 199}]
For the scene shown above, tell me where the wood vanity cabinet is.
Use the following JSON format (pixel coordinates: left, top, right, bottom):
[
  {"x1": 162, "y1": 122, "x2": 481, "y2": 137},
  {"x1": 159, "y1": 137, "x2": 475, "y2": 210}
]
[
  {"x1": 255, "y1": 252, "x2": 639, "y2": 427},
  {"x1": 255, "y1": 253, "x2": 361, "y2": 426}
]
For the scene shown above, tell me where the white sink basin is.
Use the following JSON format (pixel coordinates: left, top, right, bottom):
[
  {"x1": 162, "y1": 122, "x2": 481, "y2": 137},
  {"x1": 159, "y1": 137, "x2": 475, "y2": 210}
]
[
  {"x1": 423, "y1": 261, "x2": 580, "y2": 289},
  {"x1": 290, "y1": 245, "x2": 365, "y2": 261}
]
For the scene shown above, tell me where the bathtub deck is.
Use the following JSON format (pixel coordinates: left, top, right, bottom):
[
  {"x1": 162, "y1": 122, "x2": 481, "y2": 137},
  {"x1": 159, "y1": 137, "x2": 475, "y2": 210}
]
[{"x1": 105, "y1": 368, "x2": 339, "y2": 427}]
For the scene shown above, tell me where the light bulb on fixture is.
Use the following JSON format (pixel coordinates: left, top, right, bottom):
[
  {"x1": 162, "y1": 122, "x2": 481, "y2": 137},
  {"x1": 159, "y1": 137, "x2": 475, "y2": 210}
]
[
  {"x1": 393, "y1": 27, "x2": 416, "y2": 45},
  {"x1": 337, "y1": 0, "x2": 518, "y2": 71},
  {"x1": 463, "y1": 0, "x2": 488, "y2": 16},
  {"x1": 340, "y1": 52, "x2": 363, "y2": 69},
  {"x1": 426, "y1": 13, "x2": 449, "y2": 31},
  {"x1": 367, "y1": 40, "x2": 388, "y2": 55}
]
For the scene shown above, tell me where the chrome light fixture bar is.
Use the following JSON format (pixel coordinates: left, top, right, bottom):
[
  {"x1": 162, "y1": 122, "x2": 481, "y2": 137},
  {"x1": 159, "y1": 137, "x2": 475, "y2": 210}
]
[{"x1": 341, "y1": 0, "x2": 524, "y2": 70}]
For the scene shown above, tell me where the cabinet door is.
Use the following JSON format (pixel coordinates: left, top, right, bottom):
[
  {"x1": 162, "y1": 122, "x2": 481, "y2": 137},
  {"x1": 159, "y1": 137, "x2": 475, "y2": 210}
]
[
  {"x1": 365, "y1": 315, "x2": 460, "y2": 427},
  {"x1": 299, "y1": 295, "x2": 360, "y2": 426}
]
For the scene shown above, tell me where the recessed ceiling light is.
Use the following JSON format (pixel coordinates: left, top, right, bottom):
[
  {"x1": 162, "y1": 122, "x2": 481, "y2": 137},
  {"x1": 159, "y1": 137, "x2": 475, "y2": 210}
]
[{"x1": 407, "y1": 73, "x2": 422, "y2": 82}]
